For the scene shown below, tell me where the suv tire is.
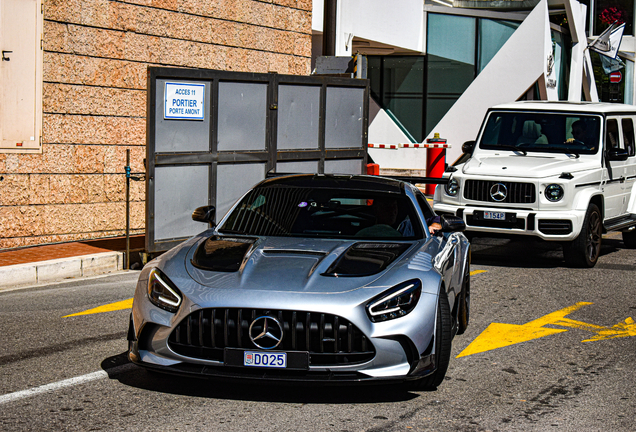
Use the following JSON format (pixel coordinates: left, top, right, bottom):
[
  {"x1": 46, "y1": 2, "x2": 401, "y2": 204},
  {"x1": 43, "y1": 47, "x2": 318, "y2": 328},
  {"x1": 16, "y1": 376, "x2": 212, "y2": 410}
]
[{"x1": 563, "y1": 204, "x2": 602, "y2": 268}]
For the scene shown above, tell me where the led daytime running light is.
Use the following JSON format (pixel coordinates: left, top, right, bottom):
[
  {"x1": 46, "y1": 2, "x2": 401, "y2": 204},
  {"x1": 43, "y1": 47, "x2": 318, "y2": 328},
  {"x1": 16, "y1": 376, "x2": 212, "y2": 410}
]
[
  {"x1": 366, "y1": 280, "x2": 422, "y2": 322},
  {"x1": 368, "y1": 283, "x2": 415, "y2": 316},
  {"x1": 148, "y1": 269, "x2": 182, "y2": 312}
]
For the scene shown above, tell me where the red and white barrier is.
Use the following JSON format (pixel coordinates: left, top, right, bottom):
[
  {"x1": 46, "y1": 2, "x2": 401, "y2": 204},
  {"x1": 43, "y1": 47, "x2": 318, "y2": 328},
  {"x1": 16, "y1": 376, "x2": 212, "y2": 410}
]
[
  {"x1": 367, "y1": 143, "x2": 398, "y2": 149},
  {"x1": 369, "y1": 143, "x2": 452, "y2": 149}
]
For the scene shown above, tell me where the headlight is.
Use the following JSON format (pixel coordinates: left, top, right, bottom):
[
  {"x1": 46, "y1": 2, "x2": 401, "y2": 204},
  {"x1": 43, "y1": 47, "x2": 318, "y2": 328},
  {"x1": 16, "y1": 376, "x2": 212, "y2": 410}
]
[
  {"x1": 366, "y1": 279, "x2": 422, "y2": 322},
  {"x1": 445, "y1": 178, "x2": 459, "y2": 197},
  {"x1": 545, "y1": 184, "x2": 564, "y2": 202},
  {"x1": 147, "y1": 269, "x2": 182, "y2": 313}
]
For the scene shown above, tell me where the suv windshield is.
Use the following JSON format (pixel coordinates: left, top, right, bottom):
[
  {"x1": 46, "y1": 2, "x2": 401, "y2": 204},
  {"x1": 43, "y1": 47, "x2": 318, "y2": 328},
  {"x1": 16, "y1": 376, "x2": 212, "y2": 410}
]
[
  {"x1": 480, "y1": 111, "x2": 601, "y2": 155},
  {"x1": 219, "y1": 186, "x2": 423, "y2": 240}
]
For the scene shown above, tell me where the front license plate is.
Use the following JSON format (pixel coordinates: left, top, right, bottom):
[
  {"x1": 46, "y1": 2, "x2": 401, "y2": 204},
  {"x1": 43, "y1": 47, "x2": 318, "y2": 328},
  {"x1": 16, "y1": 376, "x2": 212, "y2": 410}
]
[
  {"x1": 243, "y1": 351, "x2": 287, "y2": 368},
  {"x1": 484, "y1": 211, "x2": 506, "y2": 220}
]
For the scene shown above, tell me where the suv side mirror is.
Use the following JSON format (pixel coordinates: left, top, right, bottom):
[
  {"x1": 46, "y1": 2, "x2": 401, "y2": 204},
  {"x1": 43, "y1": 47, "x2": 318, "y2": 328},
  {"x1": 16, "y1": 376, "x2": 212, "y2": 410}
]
[
  {"x1": 192, "y1": 205, "x2": 216, "y2": 226},
  {"x1": 607, "y1": 148, "x2": 629, "y2": 161},
  {"x1": 440, "y1": 215, "x2": 466, "y2": 233},
  {"x1": 462, "y1": 140, "x2": 475, "y2": 155}
]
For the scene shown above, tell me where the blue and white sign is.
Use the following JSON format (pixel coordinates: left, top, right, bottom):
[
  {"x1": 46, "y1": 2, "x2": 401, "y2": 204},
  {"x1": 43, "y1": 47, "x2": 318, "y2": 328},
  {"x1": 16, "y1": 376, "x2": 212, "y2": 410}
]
[{"x1": 164, "y1": 82, "x2": 205, "y2": 120}]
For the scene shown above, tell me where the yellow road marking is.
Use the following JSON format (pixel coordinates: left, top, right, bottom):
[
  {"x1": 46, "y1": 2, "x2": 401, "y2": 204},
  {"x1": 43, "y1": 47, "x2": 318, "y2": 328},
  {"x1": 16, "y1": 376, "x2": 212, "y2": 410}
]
[
  {"x1": 458, "y1": 302, "x2": 636, "y2": 358},
  {"x1": 470, "y1": 270, "x2": 487, "y2": 276},
  {"x1": 456, "y1": 321, "x2": 568, "y2": 358},
  {"x1": 552, "y1": 316, "x2": 636, "y2": 342},
  {"x1": 457, "y1": 302, "x2": 591, "y2": 358},
  {"x1": 63, "y1": 298, "x2": 133, "y2": 318}
]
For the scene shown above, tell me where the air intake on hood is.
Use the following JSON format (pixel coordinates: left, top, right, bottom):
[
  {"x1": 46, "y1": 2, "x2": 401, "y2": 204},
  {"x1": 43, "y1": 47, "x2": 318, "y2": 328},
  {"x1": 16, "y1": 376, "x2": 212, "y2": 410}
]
[
  {"x1": 322, "y1": 242, "x2": 411, "y2": 277},
  {"x1": 191, "y1": 236, "x2": 257, "y2": 272}
]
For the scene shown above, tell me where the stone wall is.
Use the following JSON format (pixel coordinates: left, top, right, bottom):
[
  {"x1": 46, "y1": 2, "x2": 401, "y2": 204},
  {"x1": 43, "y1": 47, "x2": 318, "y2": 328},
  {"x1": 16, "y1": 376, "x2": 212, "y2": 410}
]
[{"x1": 0, "y1": 0, "x2": 312, "y2": 249}]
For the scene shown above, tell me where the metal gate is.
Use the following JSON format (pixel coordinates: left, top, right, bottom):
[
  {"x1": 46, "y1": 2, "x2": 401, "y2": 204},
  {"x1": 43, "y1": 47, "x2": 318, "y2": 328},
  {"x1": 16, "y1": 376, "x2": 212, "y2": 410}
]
[{"x1": 146, "y1": 67, "x2": 369, "y2": 253}]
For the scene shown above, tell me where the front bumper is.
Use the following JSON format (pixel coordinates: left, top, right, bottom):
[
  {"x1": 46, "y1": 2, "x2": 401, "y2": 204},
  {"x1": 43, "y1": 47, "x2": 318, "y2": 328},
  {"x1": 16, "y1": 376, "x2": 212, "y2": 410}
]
[
  {"x1": 128, "y1": 341, "x2": 435, "y2": 385},
  {"x1": 434, "y1": 203, "x2": 586, "y2": 241},
  {"x1": 128, "y1": 284, "x2": 440, "y2": 384}
]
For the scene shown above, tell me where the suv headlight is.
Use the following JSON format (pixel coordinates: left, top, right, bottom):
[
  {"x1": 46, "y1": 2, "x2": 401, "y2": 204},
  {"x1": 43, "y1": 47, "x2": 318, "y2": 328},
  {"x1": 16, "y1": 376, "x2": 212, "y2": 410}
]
[
  {"x1": 147, "y1": 269, "x2": 182, "y2": 313},
  {"x1": 366, "y1": 280, "x2": 422, "y2": 322},
  {"x1": 445, "y1": 178, "x2": 459, "y2": 197},
  {"x1": 545, "y1": 184, "x2": 564, "y2": 202}
]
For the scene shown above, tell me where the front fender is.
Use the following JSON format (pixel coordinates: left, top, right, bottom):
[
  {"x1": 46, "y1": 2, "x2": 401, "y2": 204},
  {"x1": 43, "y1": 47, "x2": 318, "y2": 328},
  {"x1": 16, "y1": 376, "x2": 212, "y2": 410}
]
[{"x1": 572, "y1": 187, "x2": 604, "y2": 213}]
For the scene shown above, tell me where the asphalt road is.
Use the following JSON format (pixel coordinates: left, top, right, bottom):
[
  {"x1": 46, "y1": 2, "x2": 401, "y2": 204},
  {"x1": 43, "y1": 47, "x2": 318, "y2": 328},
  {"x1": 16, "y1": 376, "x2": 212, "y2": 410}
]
[{"x1": 1, "y1": 234, "x2": 635, "y2": 431}]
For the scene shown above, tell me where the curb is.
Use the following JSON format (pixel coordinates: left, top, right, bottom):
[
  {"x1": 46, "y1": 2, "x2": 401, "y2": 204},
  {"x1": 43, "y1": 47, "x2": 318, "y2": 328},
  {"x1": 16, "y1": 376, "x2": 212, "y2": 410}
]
[{"x1": 0, "y1": 251, "x2": 124, "y2": 290}]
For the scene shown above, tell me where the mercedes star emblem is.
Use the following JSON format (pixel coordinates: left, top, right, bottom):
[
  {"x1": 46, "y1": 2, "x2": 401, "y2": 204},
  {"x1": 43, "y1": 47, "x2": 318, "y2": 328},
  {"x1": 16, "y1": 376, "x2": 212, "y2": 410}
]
[
  {"x1": 489, "y1": 183, "x2": 508, "y2": 202},
  {"x1": 249, "y1": 316, "x2": 283, "y2": 349}
]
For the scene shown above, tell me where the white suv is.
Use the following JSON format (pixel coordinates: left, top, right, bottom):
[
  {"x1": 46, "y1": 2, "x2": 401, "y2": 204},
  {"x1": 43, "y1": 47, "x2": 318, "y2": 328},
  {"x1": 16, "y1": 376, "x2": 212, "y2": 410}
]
[{"x1": 434, "y1": 101, "x2": 636, "y2": 267}]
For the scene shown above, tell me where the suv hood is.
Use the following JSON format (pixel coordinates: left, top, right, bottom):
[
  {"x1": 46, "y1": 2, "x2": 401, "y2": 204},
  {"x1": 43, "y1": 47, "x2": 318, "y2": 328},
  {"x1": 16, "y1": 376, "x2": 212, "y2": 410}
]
[{"x1": 463, "y1": 153, "x2": 598, "y2": 178}]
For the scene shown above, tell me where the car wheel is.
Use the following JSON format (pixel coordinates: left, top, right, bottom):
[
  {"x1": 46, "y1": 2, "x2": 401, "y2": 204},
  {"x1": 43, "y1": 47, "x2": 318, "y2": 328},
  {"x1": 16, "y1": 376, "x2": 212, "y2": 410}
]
[
  {"x1": 457, "y1": 264, "x2": 470, "y2": 335},
  {"x1": 563, "y1": 204, "x2": 602, "y2": 268},
  {"x1": 622, "y1": 229, "x2": 636, "y2": 248},
  {"x1": 411, "y1": 290, "x2": 452, "y2": 391}
]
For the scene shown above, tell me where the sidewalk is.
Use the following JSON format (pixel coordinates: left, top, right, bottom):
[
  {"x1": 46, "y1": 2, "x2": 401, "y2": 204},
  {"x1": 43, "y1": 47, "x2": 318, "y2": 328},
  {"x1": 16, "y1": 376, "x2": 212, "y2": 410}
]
[{"x1": 0, "y1": 235, "x2": 145, "y2": 290}]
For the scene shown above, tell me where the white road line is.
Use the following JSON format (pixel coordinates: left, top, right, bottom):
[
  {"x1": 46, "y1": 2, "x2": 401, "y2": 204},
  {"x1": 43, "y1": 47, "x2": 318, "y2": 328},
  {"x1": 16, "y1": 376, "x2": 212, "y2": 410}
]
[{"x1": 0, "y1": 363, "x2": 136, "y2": 405}]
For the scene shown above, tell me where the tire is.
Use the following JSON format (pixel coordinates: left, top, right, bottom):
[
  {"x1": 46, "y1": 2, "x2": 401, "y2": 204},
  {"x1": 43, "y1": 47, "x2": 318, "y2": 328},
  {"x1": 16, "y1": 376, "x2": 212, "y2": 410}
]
[
  {"x1": 457, "y1": 263, "x2": 470, "y2": 335},
  {"x1": 411, "y1": 290, "x2": 452, "y2": 391},
  {"x1": 622, "y1": 229, "x2": 636, "y2": 248},
  {"x1": 563, "y1": 204, "x2": 602, "y2": 268}
]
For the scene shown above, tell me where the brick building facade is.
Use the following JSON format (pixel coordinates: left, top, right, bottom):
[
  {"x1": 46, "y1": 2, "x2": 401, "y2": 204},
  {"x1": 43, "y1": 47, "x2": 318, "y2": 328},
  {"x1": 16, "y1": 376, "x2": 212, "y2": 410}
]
[{"x1": 0, "y1": 0, "x2": 312, "y2": 249}]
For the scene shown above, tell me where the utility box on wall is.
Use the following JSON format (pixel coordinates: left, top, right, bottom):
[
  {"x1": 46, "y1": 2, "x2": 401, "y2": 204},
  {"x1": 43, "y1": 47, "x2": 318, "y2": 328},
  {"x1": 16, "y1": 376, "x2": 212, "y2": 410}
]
[{"x1": 146, "y1": 67, "x2": 369, "y2": 253}]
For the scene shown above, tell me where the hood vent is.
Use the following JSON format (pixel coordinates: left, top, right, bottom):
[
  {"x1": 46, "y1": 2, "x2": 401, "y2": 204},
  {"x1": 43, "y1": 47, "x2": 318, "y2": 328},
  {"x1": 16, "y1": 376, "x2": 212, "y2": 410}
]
[
  {"x1": 322, "y1": 242, "x2": 411, "y2": 277},
  {"x1": 191, "y1": 236, "x2": 257, "y2": 272}
]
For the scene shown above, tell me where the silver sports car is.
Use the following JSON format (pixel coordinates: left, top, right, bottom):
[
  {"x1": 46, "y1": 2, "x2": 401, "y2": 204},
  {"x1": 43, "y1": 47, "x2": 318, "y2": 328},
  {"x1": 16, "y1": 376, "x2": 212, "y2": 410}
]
[{"x1": 128, "y1": 174, "x2": 470, "y2": 389}]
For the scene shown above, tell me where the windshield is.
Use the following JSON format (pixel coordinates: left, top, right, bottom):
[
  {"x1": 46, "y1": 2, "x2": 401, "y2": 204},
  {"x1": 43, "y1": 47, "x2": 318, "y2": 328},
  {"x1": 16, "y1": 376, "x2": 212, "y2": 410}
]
[
  {"x1": 219, "y1": 186, "x2": 423, "y2": 240},
  {"x1": 480, "y1": 111, "x2": 601, "y2": 155}
]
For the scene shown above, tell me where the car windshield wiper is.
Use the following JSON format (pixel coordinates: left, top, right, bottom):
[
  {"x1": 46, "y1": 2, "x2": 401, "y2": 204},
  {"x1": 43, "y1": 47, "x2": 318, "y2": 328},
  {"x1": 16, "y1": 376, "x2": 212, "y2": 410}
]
[{"x1": 496, "y1": 145, "x2": 527, "y2": 156}]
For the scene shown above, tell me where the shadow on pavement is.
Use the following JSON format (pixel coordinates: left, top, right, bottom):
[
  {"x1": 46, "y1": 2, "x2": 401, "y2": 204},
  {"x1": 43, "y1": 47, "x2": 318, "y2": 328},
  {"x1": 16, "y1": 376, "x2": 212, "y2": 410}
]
[
  {"x1": 469, "y1": 235, "x2": 622, "y2": 269},
  {"x1": 101, "y1": 352, "x2": 422, "y2": 403}
]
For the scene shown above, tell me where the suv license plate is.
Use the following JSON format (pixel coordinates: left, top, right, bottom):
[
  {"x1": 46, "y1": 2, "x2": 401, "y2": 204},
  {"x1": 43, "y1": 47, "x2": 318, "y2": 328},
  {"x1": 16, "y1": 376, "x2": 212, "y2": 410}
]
[
  {"x1": 484, "y1": 211, "x2": 506, "y2": 220},
  {"x1": 244, "y1": 351, "x2": 287, "y2": 368}
]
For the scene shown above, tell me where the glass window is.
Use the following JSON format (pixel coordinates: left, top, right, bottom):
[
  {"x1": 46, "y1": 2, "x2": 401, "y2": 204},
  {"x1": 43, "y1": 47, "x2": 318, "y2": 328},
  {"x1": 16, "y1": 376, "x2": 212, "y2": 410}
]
[
  {"x1": 594, "y1": 0, "x2": 633, "y2": 36},
  {"x1": 426, "y1": 14, "x2": 476, "y2": 137},
  {"x1": 621, "y1": 118, "x2": 635, "y2": 156},
  {"x1": 220, "y1": 187, "x2": 423, "y2": 240},
  {"x1": 427, "y1": 14, "x2": 476, "y2": 64},
  {"x1": 382, "y1": 57, "x2": 425, "y2": 142},
  {"x1": 367, "y1": 56, "x2": 424, "y2": 142},
  {"x1": 551, "y1": 31, "x2": 571, "y2": 100},
  {"x1": 478, "y1": 19, "x2": 518, "y2": 73},
  {"x1": 368, "y1": 56, "x2": 382, "y2": 103},
  {"x1": 606, "y1": 118, "x2": 621, "y2": 149},
  {"x1": 480, "y1": 111, "x2": 601, "y2": 155}
]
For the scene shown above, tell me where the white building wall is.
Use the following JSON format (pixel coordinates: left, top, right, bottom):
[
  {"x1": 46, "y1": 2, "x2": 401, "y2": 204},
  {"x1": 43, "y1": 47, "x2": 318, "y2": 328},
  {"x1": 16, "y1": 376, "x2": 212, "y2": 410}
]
[{"x1": 312, "y1": 0, "x2": 425, "y2": 55}]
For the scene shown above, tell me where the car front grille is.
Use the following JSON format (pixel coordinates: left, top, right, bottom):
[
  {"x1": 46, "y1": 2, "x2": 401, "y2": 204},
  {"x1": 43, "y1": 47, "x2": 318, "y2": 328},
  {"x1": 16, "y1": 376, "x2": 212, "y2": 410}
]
[
  {"x1": 168, "y1": 308, "x2": 375, "y2": 366},
  {"x1": 464, "y1": 180, "x2": 536, "y2": 204}
]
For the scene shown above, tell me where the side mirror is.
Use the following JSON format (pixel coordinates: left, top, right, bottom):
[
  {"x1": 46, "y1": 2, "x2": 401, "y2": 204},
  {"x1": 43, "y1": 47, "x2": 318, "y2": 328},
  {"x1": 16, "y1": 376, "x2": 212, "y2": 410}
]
[
  {"x1": 461, "y1": 140, "x2": 476, "y2": 155},
  {"x1": 192, "y1": 205, "x2": 216, "y2": 226},
  {"x1": 607, "y1": 148, "x2": 629, "y2": 161},
  {"x1": 440, "y1": 215, "x2": 466, "y2": 233}
]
